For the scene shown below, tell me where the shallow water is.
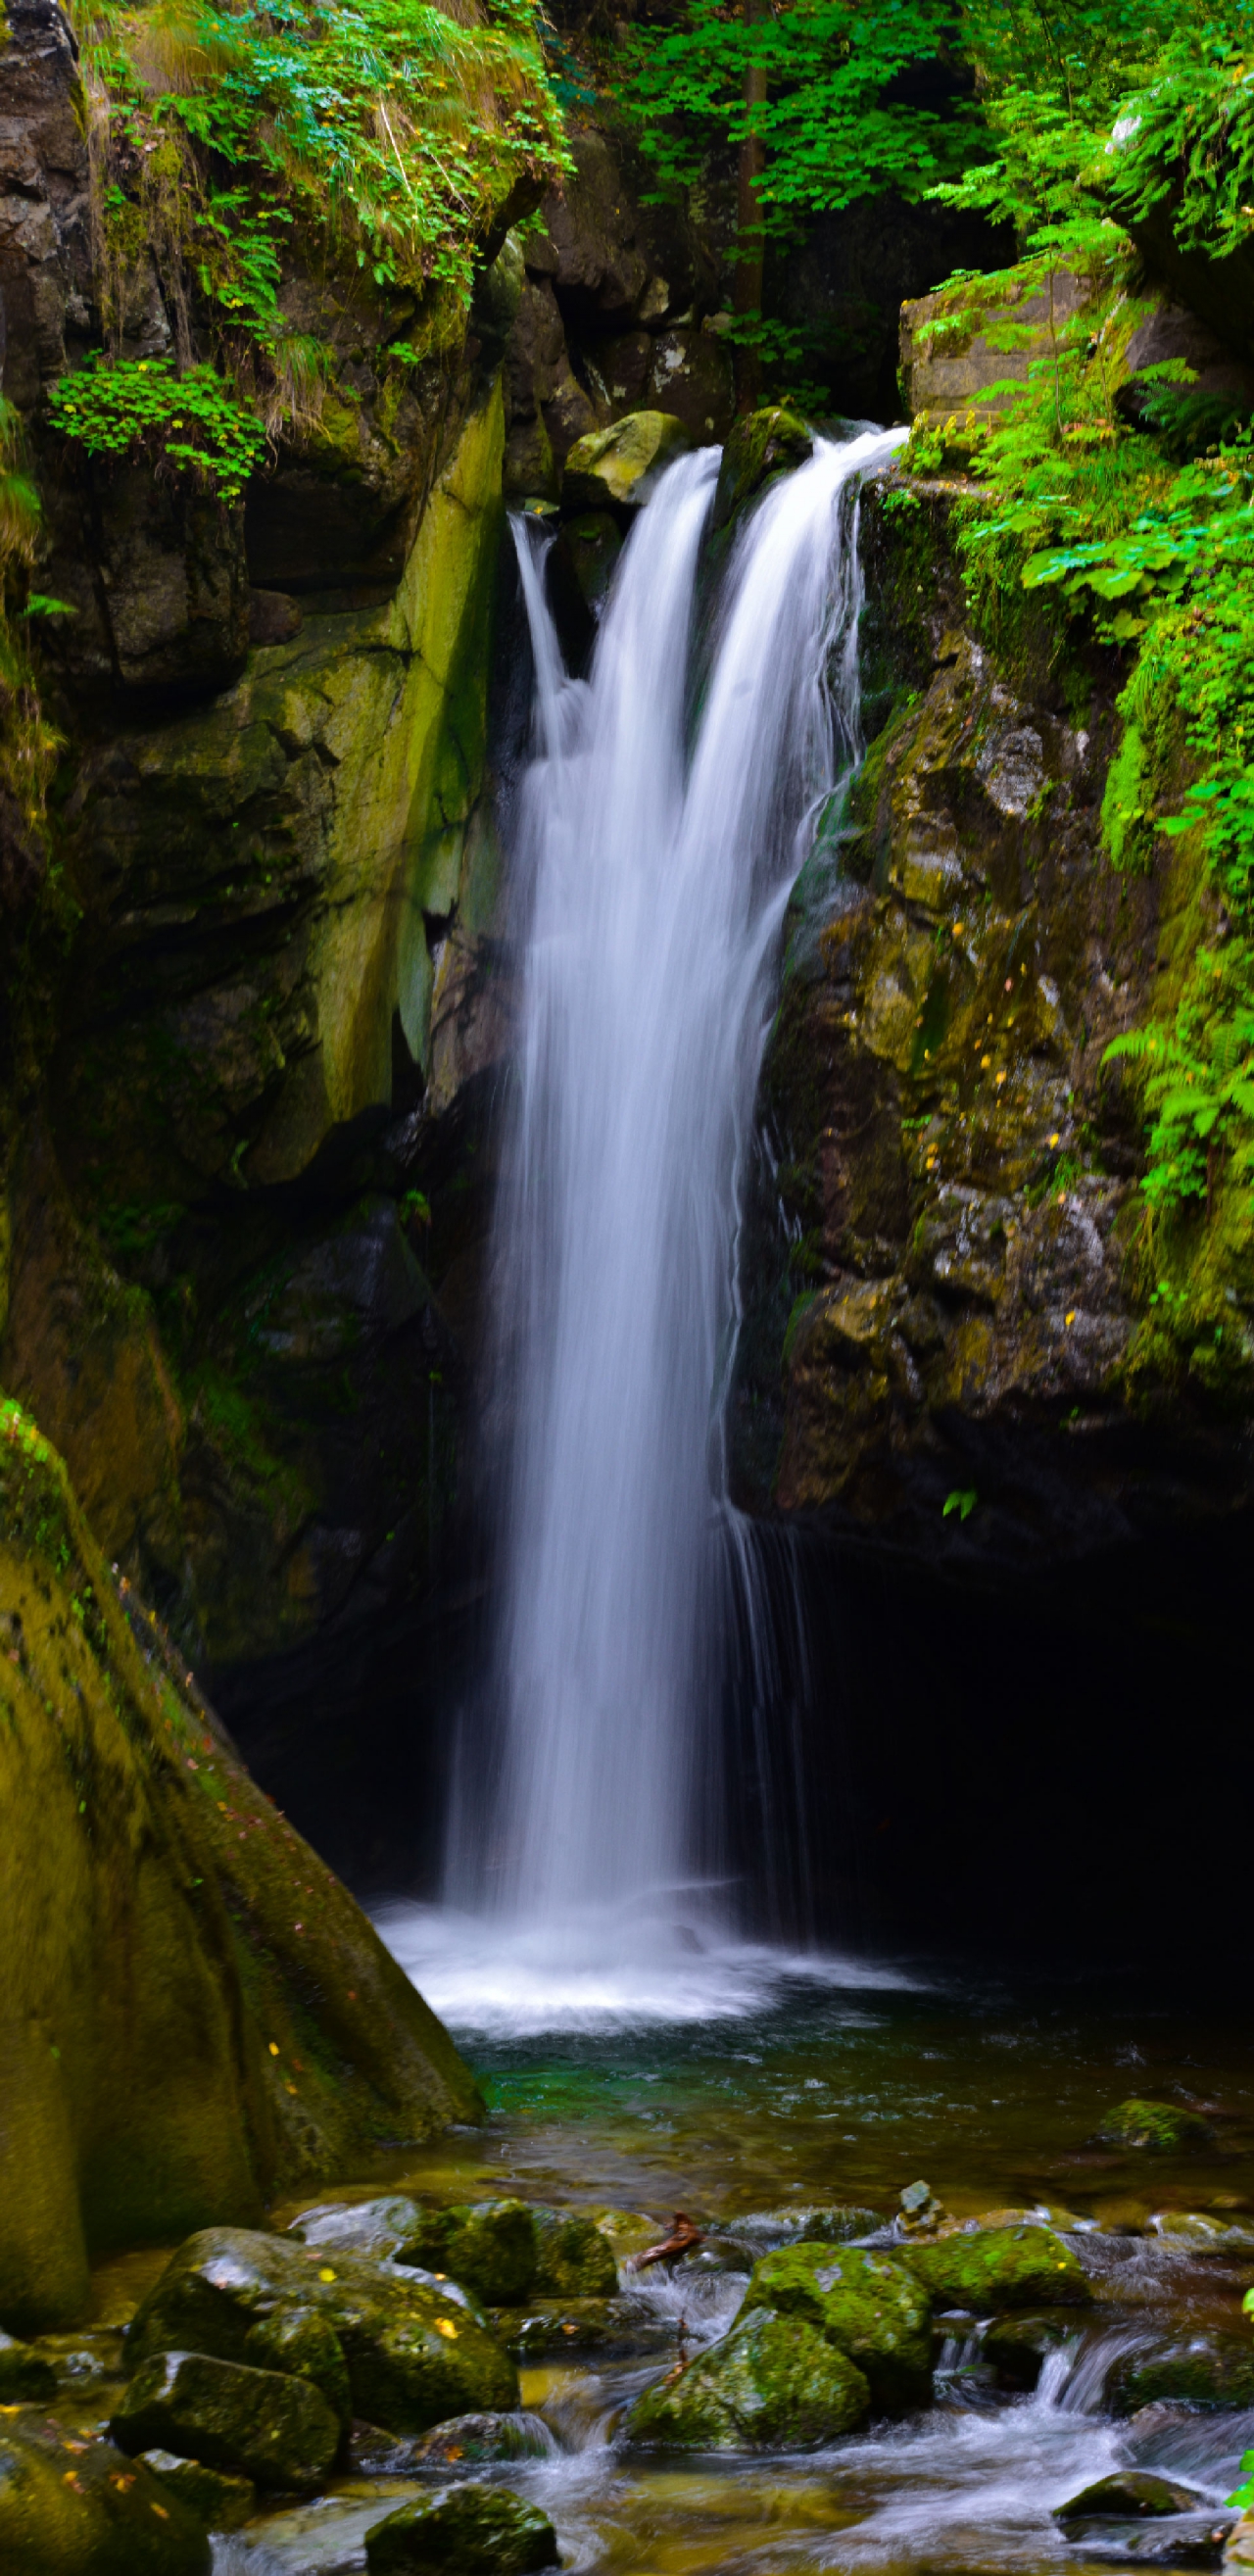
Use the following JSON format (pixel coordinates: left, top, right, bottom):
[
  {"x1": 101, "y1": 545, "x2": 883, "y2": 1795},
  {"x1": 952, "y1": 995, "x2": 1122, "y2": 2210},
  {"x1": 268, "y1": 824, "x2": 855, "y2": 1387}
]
[{"x1": 199, "y1": 1950, "x2": 1254, "y2": 2575}]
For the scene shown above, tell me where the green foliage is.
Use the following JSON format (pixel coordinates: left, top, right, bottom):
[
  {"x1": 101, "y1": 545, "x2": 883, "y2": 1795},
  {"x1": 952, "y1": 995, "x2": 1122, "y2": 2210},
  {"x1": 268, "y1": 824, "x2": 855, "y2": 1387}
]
[
  {"x1": 1101, "y1": 26, "x2": 1254, "y2": 263},
  {"x1": 0, "y1": 398, "x2": 61, "y2": 843},
  {"x1": 47, "y1": 355, "x2": 266, "y2": 503},
  {"x1": 942, "y1": 1487, "x2": 977, "y2": 1519}
]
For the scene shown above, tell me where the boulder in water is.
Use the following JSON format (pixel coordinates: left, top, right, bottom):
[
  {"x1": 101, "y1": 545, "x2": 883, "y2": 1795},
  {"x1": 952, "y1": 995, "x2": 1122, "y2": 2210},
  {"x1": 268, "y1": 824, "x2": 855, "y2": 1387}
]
[
  {"x1": 1100, "y1": 2101, "x2": 1214, "y2": 2152},
  {"x1": 560, "y1": 413, "x2": 692, "y2": 511},
  {"x1": 395, "y1": 2203, "x2": 538, "y2": 2305},
  {"x1": 1109, "y1": 2332, "x2": 1254, "y2": 2414},
  {"x1": 488, "y1": 2296, "x2": 677, "y2": 2360},
  {"x1": 111, "y1": 2350, "x2": 340, "y2": 2491},
  {"x1": 734, "y1": 2205, "x2": 886, "y2": 2251},
  {"x1": 897, "y1": 2223, "x2": 1090, "y2": 2311},
  {"x1": 982, "y1": 2310, "x2": 1079, "y2": 2390},
  {"x1": 532, "y1": 2210, "x2": 618, "y2": 2298},
  {"x1": 353, "y1": 2412, "x2": 554, "y2": 2473},
  {"x1": 125, "y1": 2229, "x2": 517, "y2": 2434},
  {"x1": 627, "y1": 2306, "x2": 871, "y2": 2449},
  {"x1": 140, "y1": 2450, "x2": 256, "y2": 2529},
  {"x1": 1055, "y1": 2470, "x2": 1203, "y2": 2519},
  {"x1": 710, "y1": 406, "x2": 814, "y2": 534},
  {"x1": 363, "y1": 2482, "x2": 559, "y2": 2571},
  {"x1": 0, "y1": 2422, "x2": 210, "y2": 2572},
  {"x1": 288, "y1": 2197, "x2": 426, "y2": 2261},
  {"x1": 242, "y1": 2302, "x2": 353, "y2": 2427},
  {"x1": 746, "y1": 2242, "x2": 932, "y2": 2410}
]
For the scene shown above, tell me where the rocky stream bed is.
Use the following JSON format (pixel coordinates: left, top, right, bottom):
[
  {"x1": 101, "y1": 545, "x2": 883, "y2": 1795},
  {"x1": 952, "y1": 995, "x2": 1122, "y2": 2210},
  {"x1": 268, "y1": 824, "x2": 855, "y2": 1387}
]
[{"x1": 6, "y1": 1971, "x2": 1254, "y2": 2576}]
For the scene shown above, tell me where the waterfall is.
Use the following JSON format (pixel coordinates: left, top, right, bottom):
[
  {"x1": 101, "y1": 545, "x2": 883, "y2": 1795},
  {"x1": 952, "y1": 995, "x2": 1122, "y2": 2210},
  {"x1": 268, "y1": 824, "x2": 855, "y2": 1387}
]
[{"x1": 476, "y1": 425, "x2": 904, "y2": 1925}]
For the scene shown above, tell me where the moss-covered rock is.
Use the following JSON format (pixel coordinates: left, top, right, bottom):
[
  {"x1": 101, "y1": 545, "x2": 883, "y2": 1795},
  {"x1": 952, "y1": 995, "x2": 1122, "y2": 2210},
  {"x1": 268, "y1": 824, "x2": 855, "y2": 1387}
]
[
  {"x1": 112, "y1": 2350, "x2": 340, "y2": 2491},
  {"x1": 140, "y1": 2451, "x2": 256, "y2": 2531},
  {"x1": 626, "y1": 2306, "x2": 871, "y2": 2451},
  {"x1": 747, "y1": 2242, "x2": 932, "y2": 2410},
  {"x1": 710, "y1": 407, "x2": 813, "y2": 534},
  {"x1": 364, "y1": 2483, "x2": 559, "y2": 2573},
  {"x1": 488, "y1": 2298, "x2": 676, "y2": 2360},
  {"x1": 561, "y1": 412, "x2": 692, "y2": 510},
  {"x1": 1108, "y1": 2332, "x2": 1254, "y2": 2414},
  {"x1": 242, "y1": 2304, "x2": 353, "y2": 2428},
  {"x1": 0, "y1": 1406, "x2": 480, "y2": 2335},
  {"x1": 396, "y1": 2203, "x2": 539, "y2": 2306},
  {"x1": 349, "y1": 2415, "x2": 553, "y2": 2477},
  {"x1": 0, "y1": 2421, "x2": 211, "y2": 2573},
  {"x1": 532, "y1": 2211, "x2": 618, "y2": 2299},
  {"x1": 1101, "y1": 2101, "x2": 1214, "y2": 2152},
  {"x1": 1055, "y1": 2471, "x2": 1200, "y2": 2520},
  {"x1": 127, "y1": 2229, "x2": 518, "y2": 2435},
  {"x1": 898, "y1": 2224, "x2": 1089, "y2": 2313},
  {"x1": 982, "y1": 2311, "x2": 1080, "y2": 2391}
]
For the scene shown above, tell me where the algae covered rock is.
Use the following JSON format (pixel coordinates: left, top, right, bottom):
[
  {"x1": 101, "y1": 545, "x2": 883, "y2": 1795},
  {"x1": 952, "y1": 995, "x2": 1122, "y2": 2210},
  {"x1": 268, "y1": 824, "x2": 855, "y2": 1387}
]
[
  {"x1": 140, "y1": 2451, "x2": 256, "y2": 2529},
  {"x1": 396, "y1": 2203, "x2": 537, "y2": 2305},
  {"x1": 747, "y1": 2242, "x2": 932, "y2": 2410},
  {"x1": 0, "y1": 2333, "x2": 57, "y2": 2402},
  {"x1": 627, "y1": 2306, "x2": 871, "y2": 2451},
  {"x1": 364, "y1": 2482, "x2": 559, "y2": 2572},
  {"x1": 532, "y1": 2210, "x2": 618, "y2": 2298},
  {"x1": 561, "y1": 412, "x2": 692, "y2": 510},
  {"x1": 0, "y1": 1404, "x2": 481, "y2": 2336},
  {"x1": 242, "y1": 2303, "x2": 353, "y2": 2427},
  {"x1": 1101, "y1": 2101, "x2": 1214, "y2": 2152},
  {"x1": 127, "y1": 2228, "x2": 518, "y2": 2434},
  {"x1": 982, "y1": 2310, "x2": 1079, "y2": 2391},
  {"x1": 1108, "y1": 2332, "x2": 1254, "y2": 2414},
  {"x1": 489, "y1": 2296, "x2": 676, "y2": 2360},
  {"x1": 898, "y1": 2224, "x2": 1089, "y2": 2312},
  {"x1": 1055, "y1": 2471, "x2": 1201, "y2": 2520},
  {"x1": 710, "y1": 406, "x2": 813, "y2": 533},
  {"x1": 349, "y1": 2414, "x2": 553, "y2": 2476},
  {"x1": 0, "y1": 2421, "x2": 211, "y2": 2573},
  {"x1": 112, "y1": 2349, "x2": 340, "y2": 2491}
]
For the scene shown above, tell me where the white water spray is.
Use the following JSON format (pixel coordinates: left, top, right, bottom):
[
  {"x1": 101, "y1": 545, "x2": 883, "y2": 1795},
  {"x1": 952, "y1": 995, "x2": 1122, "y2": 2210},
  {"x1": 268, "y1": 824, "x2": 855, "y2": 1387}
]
[{"x1": 405, "y1": 426, "x2": 904, "y2": 2025}]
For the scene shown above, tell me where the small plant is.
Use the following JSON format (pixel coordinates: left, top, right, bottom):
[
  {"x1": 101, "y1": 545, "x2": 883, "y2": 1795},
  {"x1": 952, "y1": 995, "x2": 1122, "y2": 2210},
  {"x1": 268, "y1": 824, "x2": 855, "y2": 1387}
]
[
  {"x1": 942, "y1": 1487, "x2": 978, "y2": 1521},
  {"x1": 47, "y1": 356, "x2": 265, "y2": 504}
]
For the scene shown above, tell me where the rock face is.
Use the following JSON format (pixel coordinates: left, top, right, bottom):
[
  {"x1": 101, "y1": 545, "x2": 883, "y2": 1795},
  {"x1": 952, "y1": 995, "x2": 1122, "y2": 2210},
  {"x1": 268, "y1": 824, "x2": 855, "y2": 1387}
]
[
  {"x1": 0, "y1": 1403, "x2": 480, "y2": 2335},
  {"x1": 732, "y1": 470, "x2": 1254, "y2": 1564}
]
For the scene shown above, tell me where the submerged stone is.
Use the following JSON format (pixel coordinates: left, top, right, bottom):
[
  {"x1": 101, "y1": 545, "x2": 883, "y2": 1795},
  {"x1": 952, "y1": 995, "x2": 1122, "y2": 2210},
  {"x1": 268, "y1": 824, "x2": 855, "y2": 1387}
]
[
  {"x1": 897, "y1": 2223, "x2": 1090, "y2": 2312},
  {"x1": 626, "y1": 2306, "x2": 872, "y2": 2450},
  {"x1": 112, "y1": 2349, "x2": 340, "y2": 2491},
  {"x1": 140, "y1": 2450, "x2": 256, "y2": 2528},
  {"x1": 0, "y1": 2422, "x2": 211, "y2": 2572},
  {"x1": 1056, "y1": 2471, "x2": 1202, "y2": 2519},
  {"x1": 1101, "y1": 2101, "x2": 1214, "y2": 2153},
  {"x1": 0, "y1": 2333, "x2": 57, "y2": 2402},
  {"x1": 363, "y1": 2482, "x2": 559, "y2": 2571},
  {"x1": 747, "y1": 2242, "x2": 932, "y2": 2410},
  {"x1": 126, "y1": 2228, "x2": 517, "y2": 2434}
]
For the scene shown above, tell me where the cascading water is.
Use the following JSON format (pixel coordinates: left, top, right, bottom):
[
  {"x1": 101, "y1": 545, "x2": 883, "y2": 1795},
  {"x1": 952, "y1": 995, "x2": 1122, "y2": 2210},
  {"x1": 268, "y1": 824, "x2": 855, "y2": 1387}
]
[{"x1": 386, "y1": 425, "x2": 906, "y2": 2027}]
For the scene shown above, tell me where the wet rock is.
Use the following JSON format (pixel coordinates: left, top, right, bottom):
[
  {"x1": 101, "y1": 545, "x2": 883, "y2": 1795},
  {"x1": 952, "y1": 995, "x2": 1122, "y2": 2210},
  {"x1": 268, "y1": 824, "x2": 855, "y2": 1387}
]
[
  {"x1": 0, "y1": 2332, "x2": 57, "y2": 2401},
  {"x1": 1058, "y1": 2472, "x2": 1204, "y2": 2519},
  {"x1": 532, "y1": 2210, "x2": 618, "y2": 2299},
  {"x1": 1110, "y1": 2335, "x2": 1254, "y2": 2416},
  {"x1": 351, "y1": 2412, "x2": 555, "y2": 2474},
  {"x1": 1151, "y1": 2213, "x2": 1254, "y2": 2260},
  {"x1": 488, "y1": 2297, "x2": 678, "y2": 2360},
  {"x1": 734, "y1": 2205, "x2": 886, "y2": 2249},
  {"x1": 626, "y1": 2306, "x2": 871, "y2": 2450},
  {"x1": 592, "y1": 2209, "x2": 662, "y2": 2267},
  {"x1": 0, "y1": 2420, "x2": 211, "y2": 2571},
  {"x1": 558, "y1": 512, "x2": 623, "y2": 616},
  {"x1": 982, "y1": 2310, "x2": 1079, "y2": 2390},
  {"x1": 243, "y1": 2304, "x2": 353, "y2": 2428},
  {"x1": 112, "y1": 2349, "x2": 340, "y2": 2492},
  {"x1": 897, "y1": 2223, "x2": 1090, "y2": 2312},
  {"x1": 289, "y1": 2198, "x2": 425, "y2": 2260},
  {"x1": 1103, "y1": 2103, "x2": 1215, "y2": 2153},
  {"x1": 140, "y1": 2449, "x2": 256, "y2": 2529},
  {"x1": 126, "y1": 2229, "x2": 517, "y2": 2436},
  {"x1": 747, "y1": 2242, "x2": 932, "y2": 2411},
  {"x1": 897, "y1": 2182, "x2": 947, "y2": 2233},
  {"x1": 710, "y1": 407, "x2": 813, "y2": 534},
  {"x1": 363, "y1": 2481, "x2": 559, "y2": 2571},
  {"x1": 395, "y1": 2202, "x2": 538, "y2": 2305},
  {"x1": 561, "y1": 413, "x2": 692, "y2": 511}
]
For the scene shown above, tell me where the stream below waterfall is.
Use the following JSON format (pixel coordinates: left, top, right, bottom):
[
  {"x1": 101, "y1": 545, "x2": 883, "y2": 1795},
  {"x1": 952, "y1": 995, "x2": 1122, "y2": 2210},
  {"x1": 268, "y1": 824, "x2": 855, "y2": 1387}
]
[{"x1": 63, "y1": 1972, "x2": 1254, "y2": 2576}]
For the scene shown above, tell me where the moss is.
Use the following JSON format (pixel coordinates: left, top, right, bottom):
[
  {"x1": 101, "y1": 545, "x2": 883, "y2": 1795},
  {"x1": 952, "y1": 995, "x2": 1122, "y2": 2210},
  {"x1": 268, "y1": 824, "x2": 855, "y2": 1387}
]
[
  {"x1": 747, "y1": 2242, "x2": 932, "y2": 2410},
  {"x1": 364, "y1": 2486, "x2": 559, "y2": 2574},
  {"x1": 627, "y1": 2306, "x2": 871, "y2": 2450},
  {"x1": 0, "y1": 1403, "x2": 481, "y2": 2333},
  {"x1": 1100, "y1": 2098, "x2": 1213, "y2": 2151},
  {"x1": 0, "y1": 2424, "x2": 210, "y2": 2574},
  {"x1": 898, "y1": 2224, "x2": 1090, "y2": 2312}
]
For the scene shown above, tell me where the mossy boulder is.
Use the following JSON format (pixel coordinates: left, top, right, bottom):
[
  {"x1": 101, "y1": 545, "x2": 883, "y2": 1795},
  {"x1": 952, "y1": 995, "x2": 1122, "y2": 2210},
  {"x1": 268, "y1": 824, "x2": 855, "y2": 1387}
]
[
  {"x1": 127, "y1": 2228, "x2": 518, "y2": 2435},
  {"x1": 242, "y1": 2304, "x2": 353, "y2": 2427},
  {"x1": 710, "y1": 406, "x2": 813, "y2": 533},
  {"x1": 897, "y1": 2225, "x2": 1090, "y2": 2313},
  {"x1": 1055, "y1": 2471, "x2": 1200, "y2": 2520},
  {"x1": 364, "y1": 2483, "x2": 559, "y2": 2573},
  {"x1": 0, "y1": 2421, "x2": 211, "y2": 2573},
  {"x1": 396, "y1": 2204, "x2": 537, "y2": 2305},
  {"x1": 140, "y1": 2451, "x2": 255, "y2": 2530},
  {"x1": 982, "y1": 2311, "x2": 1079, "y2": 2391},
  {"x1": 112, "y1": 2350, "x2": 340, "y2": 2492},
  {"x1": 407, "y1": 2414, "x2": 554, "y2": 2469},
  {"x1": 488, "y1": 2297, "x2": 676, "y2": 2360},
  {"x1": 0, "y1": 1404, "x2": 480, "y2": 2335},
  {"x1": 626, "y1": 2306, "x2": 871, "y2": 2451},
  {"x1": 560, "y1": 412, "x2": 692, "y2": 510},
  {"x1": 1107, "y1": 2332, "x2": 1254, "y2": 2414},
  {"x1": 747, "y1": 2242, "x2": 932, "y2": 2411},
  {"x1": 1101, "y1": 2101, "x2": 1214, "y2": 2152},
  {"x1": 289, "y1": 2199, "x2": 425, "y2": 2261},
  {"x1": 532, "y1": 2211, "x2": 618, "y2": 2299}
]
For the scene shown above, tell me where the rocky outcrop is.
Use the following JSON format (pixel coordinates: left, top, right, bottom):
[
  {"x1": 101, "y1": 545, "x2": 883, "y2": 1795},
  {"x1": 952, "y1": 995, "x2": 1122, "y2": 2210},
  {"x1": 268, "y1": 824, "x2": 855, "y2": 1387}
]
[
  {"x1": 731, "y1": 472, "x2": 1254, "y2": 1564},
  {"x1": 0, "y1": 1397, "x2": 480, "y2": 2335}
]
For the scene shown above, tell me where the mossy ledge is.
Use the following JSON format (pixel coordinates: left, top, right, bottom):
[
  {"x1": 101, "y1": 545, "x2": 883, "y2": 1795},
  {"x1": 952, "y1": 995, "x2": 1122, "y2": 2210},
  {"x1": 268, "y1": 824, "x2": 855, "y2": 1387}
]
[{"x1": 0, "y1": 1395, "x2": 481, "y2": 2334}]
